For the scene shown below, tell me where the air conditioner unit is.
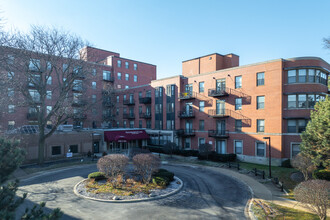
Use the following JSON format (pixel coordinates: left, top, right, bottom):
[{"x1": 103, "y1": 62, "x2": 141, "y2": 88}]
[{"x1": 57, "y1": 124, "x2": 73, "y2": 132}]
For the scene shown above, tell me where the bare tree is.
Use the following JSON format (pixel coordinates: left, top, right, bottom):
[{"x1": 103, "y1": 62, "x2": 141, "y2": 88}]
[
  {"x1": 97, "y1": 154, "x2": 129, "y2": 178},
  {"x1": 163, "y1": 141, "x2": 177, "y2": 158},
  {"x1": 0, "y1": 26, "x2": 97, "y2": 164},
  {"x1": 291, "y1": 153, "x2": 316, "y2": 181},
  {"x1": 199, "y1": 143, "x2": 213, "y2": 160},
  {"x1": 133, "y1": 154, "x2": 160, "y2": 183},
  {"x1": 323, "y1": 37, "x2": 330, "y2": 49},
  {"x1": 294, "y1": 180, "x2": 329, "y2": 220}
]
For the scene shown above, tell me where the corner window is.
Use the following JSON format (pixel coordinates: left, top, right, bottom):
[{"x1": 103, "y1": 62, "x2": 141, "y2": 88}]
[
  {"x1": 235, "y1": 76, "x2": 242, "y2": 89},
  {"x1": 257, "y1": 119, "x2": 265, "y2": 132},
  {"x1": 257, "y1": 72, "x2": 264, "y2": 86},
  {"x1": 257, "y1": 96, "x2": 265, "y2": 109}
]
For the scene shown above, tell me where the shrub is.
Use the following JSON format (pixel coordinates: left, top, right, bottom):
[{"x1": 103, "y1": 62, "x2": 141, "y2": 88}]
[
  {"x1": 198, "y1": 153, "x2": 236, "y2": 162},
  {"x1": 291, "y1": 153, "x2": 316, "y2": 180},
  {"x1": 88, "y1": 172, "x2": 105, "y2": 180},
  {"x1": 180, "y1": 150, "x2": 199, "y2": 157},
  {"x1": 281, "y1": 159, "x2": 292, "y2": 168},
  {"x1": 152, "y1": 176, "x2": 169, "y2": 187},
  {"x1": 294, "y1": 180, "x2": 330, "y2": 220},
  {"x1": 133, "y1": 153, "x2": 160, "y2": 183},
  {"x1": 198, "y1": 143, "x2": 213, "y2": 160},
  {"x1": 97, "y1": 154, "x2": 129, "y2": 178},
  {"x1": 153, "y1": 169, "x2": 174, "y2": 181},
  {"x1": 313, "y1": 169, "x2": 330, "y2": 181},
  {"x1": 148, "y1": 146, "x2": 164, "y2": 154}
]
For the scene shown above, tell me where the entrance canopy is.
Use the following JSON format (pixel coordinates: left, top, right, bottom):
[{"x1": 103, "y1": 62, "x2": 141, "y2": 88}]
[{"x1": 104, "y1": 130, "x2": 149, "y2": 143}]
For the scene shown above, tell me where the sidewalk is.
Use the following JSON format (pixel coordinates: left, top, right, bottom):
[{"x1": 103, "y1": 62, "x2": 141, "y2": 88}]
[{"x1": 160, "y1": 154, "x2": 329, "y2": 216}]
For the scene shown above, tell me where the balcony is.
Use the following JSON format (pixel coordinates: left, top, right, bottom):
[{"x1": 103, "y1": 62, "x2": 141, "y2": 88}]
[
  {"x1": 176, "y1": 129, "x2": 195, "y2": 137},
  {"x1": 123, "y1": 99, "x2": 135, "y2": 105},
  {"x1": 73, "y1": 113, "x2": 87, "y2": 119},
  {"x1": 103, "y1": 77, "x2": 114, "y2": 82},
  {"x1": 123, "y1": 113, "x2": 135, "y2": 119},
  {"x1": 103, "y1": 100, "x2": 114, "y2": 107},
  {"x1": 208, "y1": 130, "x2": 229, "y2": 138},
  {"x1": 72, "y1": 87, "x2": 83, "y2": 92},
  {"x1": 208, "y1": 87, "x2": 230, "y2": 98},
  {"x1": 139, "y1": 97, "x2": 151, "y2": 104},
  {"x1": 178, "y1": 110, "x2": 195, "y2": 118},
  {"x1": 179, "y1": 91, "x2": 196, "y2": 100},
  {"x1": 27, "y1": 112, "x2": 38, "y2": 120},
  {"x1": 208, "y1": 109, "x2": 231, "y2": 118},
  {"x1": 72, "y1": 99, "x2": 87, "y2": 107},
  {"x1": 139, "y1": 112, "x2": 152, "y2": 119},
  {"x1": 103, "y1": 113, "x2": 114, "y2": 120},
  {"x1": 72, "y1": 71, "x2": 85, "y2": 79}
]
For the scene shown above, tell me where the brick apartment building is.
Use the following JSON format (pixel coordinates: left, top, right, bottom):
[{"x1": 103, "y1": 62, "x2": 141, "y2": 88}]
[{"x1": 0, "y1": 46, "x2": 329, "y2": 165}]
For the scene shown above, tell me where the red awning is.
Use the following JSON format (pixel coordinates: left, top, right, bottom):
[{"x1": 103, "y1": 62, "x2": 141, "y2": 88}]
[{"x1": 104, "y1": 130, "x2": 150, "y2": 142}]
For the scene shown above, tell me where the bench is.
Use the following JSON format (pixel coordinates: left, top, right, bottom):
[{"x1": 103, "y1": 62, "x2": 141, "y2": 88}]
[
  {"x1": 252, "y1": 168, "x2": 265, "y2": 179},
  {"x1": 227, "y1": 162, "x2": 240, "y2": 170}
]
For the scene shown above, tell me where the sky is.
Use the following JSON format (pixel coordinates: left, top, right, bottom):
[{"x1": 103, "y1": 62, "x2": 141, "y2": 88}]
[{"x1": 1, "y1": 0, "x2": 330, "y2": 79}]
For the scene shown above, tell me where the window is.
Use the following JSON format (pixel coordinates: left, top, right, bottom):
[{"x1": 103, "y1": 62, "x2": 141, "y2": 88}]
[
  {"x1": 235, "y1": 76, "x2": 242, "y2": 88},
  {"x1": 123, "y1": 95, "x2": 126, "y2": 101},
  {"x1": 123, "y1": 108, "x2": 127, "y2": 114},
  {"x1": 308, "y1": 69, "x2": 315, "y2": 82},
  {"x1": 116, "y1": 96, "x2": 119, "y2": 103},
  {"x1": 52, "y1": 146, "x2": 61, "y2": 155},
  {"x1": 92, "y1": 95, "x2": 96, "y2": 103},
  {"x1": 118, "y1": 85, "x2": 121, "y2": 89},
  {"x1": 7, "y1": 55, "x2": 14, "y2": 64},
  {"x1": 256, "y1": 142, "x2": 265, "y2": 157},
  {"x1": 125, "y1": 85, "x2": 129, "y2": 89},
  {"x1": 199, "y1": 82, "x2": 204, "y2": 93},
  {"x1": 298, "y1": 94, "x2": 307, "y2": 108},
  {"x1": 123, "y1": 121, "x2": 127, "y2": 128},
  {"x1": 235, "y1": 98, "x2": 242, "y2": 110},
  {"x1": 146, "y1": 90, "x2": 151, "y2": 97},
  {"x1": 198, "y1": 138, "x2": 205, "y2": 147},
  {"x1": 134, "y1": 63, "x2": 138, "y2": 71},
  {"x1": 199, "y1": 101, "x2": 205, "y2": 112},
  {"x1": 235, "y1": 120, "x2": 242, "y2": 132},
  {"x1": 73, "y1": 80, "x2": 83, "y2": 91},
  {"x1": 125, "y1": 73, "x2": 129, "y2": 81},
  {"x1": 46, "y1": 91, "x2": 52, "y2": 100},
  {"x1": 47, "y1": 106, "x2": 52, "y2": 114},
  {"x1": 146, "y1": 120, "x2": 151, "y2": 129},
  {"x1": 288, "y1": 95, "x2": 297, "y2": 108},
  {"x1": 298, "y1": 69, "x2": 307, "y2": 83},
  {"x1": 118, "y1": 72, "x2": 122, "y2": 80},
  {"x1": 291, "y1": 143, "x2": 301, "y2": 158},
  {"x1": 8, "y1": 88, "x2": 14, "y2": 97},
  {"x1": 8, "y1": 121, "x2": 15, "y2": 130},
  {"x1": 47, "y1": 76, "x2": 52, "y2": 85},
  {"x1": 166, "y1": 120, "x2": 174, "y2": 130},
  {"x1": 8, "y1": 72, "x2": 14, "y2": 80},
  {"x1": 307, "y1": 94, "x2": 315, "y2": 108},
  {"x1": 134, "y1": 75, "x2": 138, "y2": 82},
  {"x1": 288, "y1": 119, "x2": 308, "y2": 133},
  {"x1": 103, "y1": 71, "x2": 111, "y2": 81},
  {"x1": 117, "y1": 60, "x2": 121, "y2": 68},
  {"x1": 139, "y1": 92, "x2": 142, "y2": 98},
  {"x1": 69, "y1": 145, "x2": 78, "y2": 153},
  {"x1": 257, "y1": 119, "x2": 265, "y2": 132},
  {"x1": 63, "y1": 64, "x2": 68, "y2": 72},
  {"x1": 29, "y1": 59, "x2": 40, "y2": 71},
  {"x1": 125, "y1": 61, "x2": 129, "y2": 69},
  {"x1": 184, "y1": 138, "x2": 191, "y2": 149},
  {"x1": 29, "y1": 89, "x2": 40, "y2": 102},
  {"x1": 92, "y1": 69, "x2": 96, "y2": 76},
  {"x1": 199, "y1": 120, "x2": 204, "y2": 131},
  {"x1": 8, "y1": 105, "x2": 15, "y2": 113},
  {"x1": 257, "y1": 96, "x2": 265, "y2": 109},
  {"x1": 116, "y1": 121, "x2": 119, "y2": 128},
  {"x1": 28, "y1": 74, "x2": 41, "y2": 87},
  {"x1": 129, "y1": 120, "x2": 134, "y2": 128},
  {"x1": 257, "y1": 72, "x2": 264, "y2": 86},
  {"x1": 139, "y1": 106, "x2": 142, "y2": 114},
  {"x1": 234, "y1": 140, "x2": 243, "y2": 154},
  {"x1": 92, "y1": 82, "x2": 96, "y2": 89},
  {"x1": 116, "y1": 108, "x2": 119, "y2": 115},
  {"x1": 139, "y1": 120, "x2": 142, "y2": 128},
  {"x1": 288, "y1": 70, "x2": 296, "y2": 83}
]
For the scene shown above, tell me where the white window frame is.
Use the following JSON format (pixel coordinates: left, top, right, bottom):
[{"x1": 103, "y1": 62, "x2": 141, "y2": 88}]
[
  {"x1": 233, "y1": 140, "x2": 243, "y2": 154},
  {"x1": 255, "y1": 141, "x2": 266, "y2": 157}
]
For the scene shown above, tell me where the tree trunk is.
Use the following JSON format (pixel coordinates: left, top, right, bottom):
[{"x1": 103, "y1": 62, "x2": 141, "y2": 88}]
[{"x1": 38, "y1": 129, "x2": 46, "y2": 165}]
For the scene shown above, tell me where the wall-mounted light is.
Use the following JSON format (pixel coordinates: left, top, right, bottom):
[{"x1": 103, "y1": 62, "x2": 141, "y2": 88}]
[
  {"x1": 228, "y1": 74, "x2": 231, "y2": 77},
  {"x1": 213, "y1": 77, "x2": 216, "y2": 79}
]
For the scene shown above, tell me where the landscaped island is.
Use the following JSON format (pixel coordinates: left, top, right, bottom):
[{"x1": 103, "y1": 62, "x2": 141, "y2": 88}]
[{"x1": 74, "y1": 153, "x2": 182, "y2": 201}]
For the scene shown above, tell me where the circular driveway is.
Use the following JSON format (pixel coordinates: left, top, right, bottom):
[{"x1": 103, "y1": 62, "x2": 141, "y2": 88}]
[{"x1": 17, "y1": 164, "x2": 251, "y2": 220}]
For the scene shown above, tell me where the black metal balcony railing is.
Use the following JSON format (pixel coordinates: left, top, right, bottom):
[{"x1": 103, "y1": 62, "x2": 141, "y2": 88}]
[
  {"x1": 139, "y1": 112, "x2": 152, "y2": 119},
  {"x1": 123, "y1": 99, "x2": 135, "y2": 105},
  {"x1": 208, "y1": 87, "x2": 230, "y2": 97},
  {"x1": 139, "y1": 97, "x2": 151, "y2": 104},
  {"x1": 103, "y1": 77, "x2": 114, "y2": 82},
  {"x1": 178, "y1": 110, "x2": 195, "y2": 118},
  {"x1": 27, "y1": 112, "x2": 38, "y2": 120},
  {"x1": 179, "y1": 91, "x2": 196, "y2": 100},
  {"x1": 102, "y1": 114, "x2": 114, "y2": 120},
  {"x1": 176, "y1": 129, "x2": 195, "y2": 137},
  {"x1": 72, "y1": 87, "x2": 83, "y2": 92},
  {"x1": 73, "y1": 113, "x2": 87, "y2": 119},
  {"x1": 208, "y1": 109, "x2": 231, "y2": 118},
  {"x1": 103, "y1": 100, "x2": 114, "y2": 107},
  {"x1": 72, "y1": 99, "x2": 87, "y2": 107},
  {"x1": 208, "y1": 130, "x2": 229, "y2": 138},
  {"x1": 72, "y1": 71, "x2": 85, "y2": 79},
  {"x1": 123, "y1": 113, "x2": 135, "y2": 119}
]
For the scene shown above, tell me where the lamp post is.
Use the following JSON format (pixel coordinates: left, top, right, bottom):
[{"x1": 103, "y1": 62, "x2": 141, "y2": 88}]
[{"x1": 263, "y1": 137, "x2": 271, "y2": 178}]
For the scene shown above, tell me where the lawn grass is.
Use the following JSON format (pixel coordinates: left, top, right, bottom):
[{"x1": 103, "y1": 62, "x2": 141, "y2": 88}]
[{"x1": 252, "y1": 200, "x2": 324, "y2": 220}]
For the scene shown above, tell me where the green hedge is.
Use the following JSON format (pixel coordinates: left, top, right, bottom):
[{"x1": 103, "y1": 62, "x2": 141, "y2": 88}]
[
  {"x1": 88, "y1": 172, "x2": 105, "y2": 180},
  {"x1": 152, "y1": 169, "x2": 175, "y2": 186},
  {"x1": 313, "y1": 169, "x2": 330, "y2": 181}
]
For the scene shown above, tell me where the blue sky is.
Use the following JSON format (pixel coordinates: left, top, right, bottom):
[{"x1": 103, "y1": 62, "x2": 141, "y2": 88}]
[{"x1": 1, "y1": 0, "x2": 329, "y2": 79}]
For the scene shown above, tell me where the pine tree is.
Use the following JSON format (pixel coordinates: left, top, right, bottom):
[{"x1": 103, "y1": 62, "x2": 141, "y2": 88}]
[{"x1": 300, "y1": 96, "x2": 330, "y2": 168}]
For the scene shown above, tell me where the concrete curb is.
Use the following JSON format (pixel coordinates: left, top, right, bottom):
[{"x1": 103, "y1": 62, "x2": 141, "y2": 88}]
[{"x1": 73, "y1": 176, "x2": 183, "y2": 203}]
